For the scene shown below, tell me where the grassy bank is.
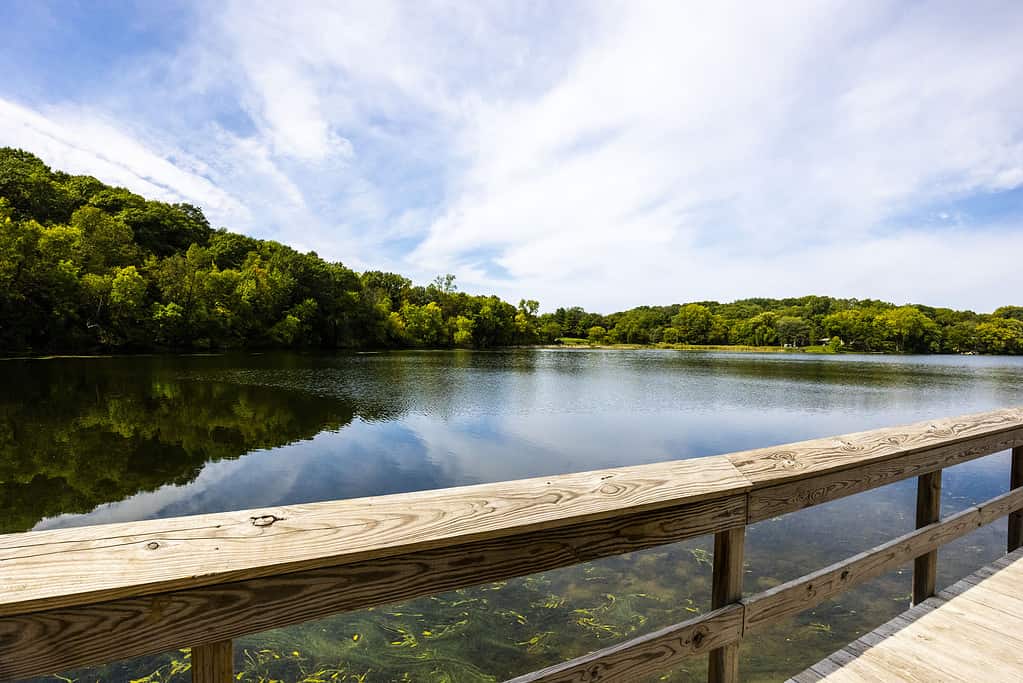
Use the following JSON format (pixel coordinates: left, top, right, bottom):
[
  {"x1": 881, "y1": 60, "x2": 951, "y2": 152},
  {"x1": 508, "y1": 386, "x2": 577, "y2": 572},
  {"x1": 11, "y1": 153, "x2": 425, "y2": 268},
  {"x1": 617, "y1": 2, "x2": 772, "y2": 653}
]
[{"x1": 551, "y1": 338, "x2": 838, "y2": 353}]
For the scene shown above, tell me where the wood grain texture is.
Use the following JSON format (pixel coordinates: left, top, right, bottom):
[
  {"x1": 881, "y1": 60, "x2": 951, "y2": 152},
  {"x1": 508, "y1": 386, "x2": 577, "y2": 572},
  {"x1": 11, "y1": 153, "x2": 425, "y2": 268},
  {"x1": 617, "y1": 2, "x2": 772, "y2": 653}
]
[
  {"x1": 5, "y1": 409, "x2": 1021, "y2": 621},
  {"x1": 708, "y1": 528, "x2": 745, "y2": 683},
  {"x1": 191, "y1": 640, "x2": 233, "y2": 683},
  {"x1": 746, "y1": 428, "x2": 1023, "y2": 522},
  {"x1": 912, "y1": 471, "x2": 941, "y2": 604},
  {"x1": 728, "y1": 407, "x2": 1023, "y2": 488},
  {"x1": 0, "y1": 455, "x2": 749, "y2": 618},
  {"x1": 786, "y1": 548, "x2": 1023, "y2": 682},
  {"x1": 0, "y1": 495, "x2": 745, "y2": 681},
  {"x1": 504, "y1": 605, "x2": 742, "y2": 683},
  {"x1": 744, "y1": 486, "x2": 1023, "y2": 632},
  {"x1": 1010, "y1": 446, "x2": 1023, "y2": 552}
]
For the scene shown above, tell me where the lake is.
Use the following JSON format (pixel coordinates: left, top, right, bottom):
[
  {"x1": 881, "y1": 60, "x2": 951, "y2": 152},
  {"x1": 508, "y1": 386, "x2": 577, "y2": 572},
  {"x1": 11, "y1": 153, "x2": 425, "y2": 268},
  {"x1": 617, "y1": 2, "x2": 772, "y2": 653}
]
[{"x1": 5, "y1": 349, "x2": 1023, "y2": 682}]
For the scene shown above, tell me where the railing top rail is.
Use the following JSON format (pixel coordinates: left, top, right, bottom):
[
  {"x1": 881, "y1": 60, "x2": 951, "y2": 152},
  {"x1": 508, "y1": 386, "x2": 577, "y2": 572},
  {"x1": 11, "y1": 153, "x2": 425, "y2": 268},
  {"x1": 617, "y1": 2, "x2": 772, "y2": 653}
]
[
  {"x1": 726, "y1": 407, "x2": 1023, "y2": 486},
  {"x1": 2, "y1": 407, "x2": 1022, "y2": 621},
  {"x1": 0, "y1": 456, "x2": 749, "y2": 617}
]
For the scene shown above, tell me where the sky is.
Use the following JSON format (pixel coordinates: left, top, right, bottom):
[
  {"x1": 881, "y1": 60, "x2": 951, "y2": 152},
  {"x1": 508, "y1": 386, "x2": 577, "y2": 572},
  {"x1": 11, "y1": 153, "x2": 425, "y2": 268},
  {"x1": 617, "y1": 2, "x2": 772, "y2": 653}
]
[{"x1": 1, "y1": 0, "x2": 1022, "y2": 313}]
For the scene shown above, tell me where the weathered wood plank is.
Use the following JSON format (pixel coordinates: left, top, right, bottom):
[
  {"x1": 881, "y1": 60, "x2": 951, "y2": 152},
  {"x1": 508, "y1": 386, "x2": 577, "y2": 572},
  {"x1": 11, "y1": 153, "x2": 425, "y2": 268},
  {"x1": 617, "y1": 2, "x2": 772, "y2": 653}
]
[
  {"x1": 913, "y1": 601, "x2": 1022, "y2": 655},
  {"x1": 0, "y1": 456, "x2": 750, "y2": 618},
  {"x1": 743, "y1": 486, "x2": 1023, "y2": 632},
  {"x1": 806, "y1": 651, "x2": 847, "y2": 678},
  {"x1": 746, "y1": 428, "x2": 1023, "y2": 522},
  {"x1": 850, "y1": 627, "x2": 982, "y2": 682},
  {"x1": 788, "y1": 551, "x2": 1023, "y2": 682},
  {"x1": 1010, "y1": 446, "x2": 1023, "y2": 552},
  {"x1": 840, "y1": 586, "x2": 1023, "y2": 680},
  {"x1": 728, "y1": 407, "x2": 1023, "y2": 487},
  {"x1": 787, "y1": 669, "x2": 824, "y2": 682},
  {"x1": 191, "y1": 640, "x2": 233, "y2": 683},
  {"x1": 708, "y1": 527, "x2": 745, "y2": 683},
  {"x1": 912, "y1": 471, "x2": 941, "y2": 604},
  {"x1": 0, "y1": 495, "x2": 745, "y2": 681},
  {"x1": 939, "y1": 573, "x2": 1023, "y2": 618},
  {"x1": 503, "y1": 604, "x2": 742, "y2": 683}
]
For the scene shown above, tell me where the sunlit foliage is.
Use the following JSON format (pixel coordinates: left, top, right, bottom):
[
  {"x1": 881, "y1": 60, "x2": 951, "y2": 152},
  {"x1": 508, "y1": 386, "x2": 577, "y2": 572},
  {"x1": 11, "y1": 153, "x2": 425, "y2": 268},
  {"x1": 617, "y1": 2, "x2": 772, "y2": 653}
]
[{"x1": 3, "y1": 147, "x2": 1020, "y2": 355}]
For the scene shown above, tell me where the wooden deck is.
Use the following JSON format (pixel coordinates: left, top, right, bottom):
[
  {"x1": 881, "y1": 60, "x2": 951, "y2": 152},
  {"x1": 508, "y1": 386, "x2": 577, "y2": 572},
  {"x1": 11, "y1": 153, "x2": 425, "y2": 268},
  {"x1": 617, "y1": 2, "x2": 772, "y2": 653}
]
[{"x1": 790, "y1": 547, "x2": 1023, "y2": 682}]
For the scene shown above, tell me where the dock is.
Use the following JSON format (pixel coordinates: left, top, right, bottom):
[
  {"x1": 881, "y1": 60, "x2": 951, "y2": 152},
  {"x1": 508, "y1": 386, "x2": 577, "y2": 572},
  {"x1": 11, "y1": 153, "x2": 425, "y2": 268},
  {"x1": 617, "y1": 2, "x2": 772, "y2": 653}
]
[
  {"x1": 1, "y1": 408, "x2": 1023, "y2": 682},
  {"x1": 791, "y1": 547, "x2": 1023, "y2": 681}
]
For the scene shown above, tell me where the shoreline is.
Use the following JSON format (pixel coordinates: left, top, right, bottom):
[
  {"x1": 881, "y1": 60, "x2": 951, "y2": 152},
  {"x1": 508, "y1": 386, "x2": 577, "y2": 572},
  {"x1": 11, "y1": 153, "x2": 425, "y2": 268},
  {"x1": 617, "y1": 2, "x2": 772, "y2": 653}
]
[{"x1": 2, "y1": 345, "x2": 994, "y2": 360}]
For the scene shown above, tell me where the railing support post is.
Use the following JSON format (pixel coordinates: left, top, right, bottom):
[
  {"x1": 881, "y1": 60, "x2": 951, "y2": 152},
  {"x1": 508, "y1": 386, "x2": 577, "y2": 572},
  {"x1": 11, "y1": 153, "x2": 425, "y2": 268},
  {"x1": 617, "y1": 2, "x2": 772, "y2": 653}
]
[
  {"x1": 192, "y1": 640, "x2": 233, "y2": 683},
  {"x1": 708, "y1": 527, "x2": 744, "y2": 683},
  {"x1": 913, "y1": 470, "x2": 942, "y2": 603},
  {"x1": 1010, "y1": 447, "x2": 1023, "y2": 553}
]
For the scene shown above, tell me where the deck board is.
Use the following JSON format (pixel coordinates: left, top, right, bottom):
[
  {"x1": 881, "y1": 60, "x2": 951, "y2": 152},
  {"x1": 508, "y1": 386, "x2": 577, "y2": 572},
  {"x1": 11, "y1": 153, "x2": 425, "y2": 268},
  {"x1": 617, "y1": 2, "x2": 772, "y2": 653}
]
[{"x1": 788, "y1": 547, "x2": 1023, "y2": 682}]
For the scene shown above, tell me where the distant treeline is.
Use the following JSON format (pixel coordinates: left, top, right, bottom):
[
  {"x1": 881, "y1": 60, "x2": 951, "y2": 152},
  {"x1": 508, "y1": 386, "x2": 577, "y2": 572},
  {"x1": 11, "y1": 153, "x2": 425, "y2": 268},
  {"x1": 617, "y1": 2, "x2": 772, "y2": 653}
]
[
  {"x1": 543, "y1": 299, "x2": 1023, "y2": 354},
  {"x1": 2, "y1": 147, "x2": 1021, "y2": 354}
]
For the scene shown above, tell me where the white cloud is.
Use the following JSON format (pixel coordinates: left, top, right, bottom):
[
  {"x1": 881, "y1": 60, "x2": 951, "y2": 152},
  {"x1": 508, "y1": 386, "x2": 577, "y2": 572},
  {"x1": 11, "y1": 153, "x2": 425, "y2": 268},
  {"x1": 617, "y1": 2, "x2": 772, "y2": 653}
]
[
  {"x1": 407, "y1": 1, "x2": 1023, "y2": 310},
  {"x1": 3, "y1": 1, "x2": 1022, "y2": 311},
  {"x1": 0, "y1": 98, "x2": 251, "y2": 225}
]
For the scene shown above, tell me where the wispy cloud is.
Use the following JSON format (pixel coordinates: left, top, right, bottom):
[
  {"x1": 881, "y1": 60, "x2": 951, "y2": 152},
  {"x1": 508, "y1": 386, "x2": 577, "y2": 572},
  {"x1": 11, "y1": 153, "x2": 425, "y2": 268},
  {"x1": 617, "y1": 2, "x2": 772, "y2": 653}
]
[{"x1": 1, "y1": 1, "x2": 1021, "y2": 310}]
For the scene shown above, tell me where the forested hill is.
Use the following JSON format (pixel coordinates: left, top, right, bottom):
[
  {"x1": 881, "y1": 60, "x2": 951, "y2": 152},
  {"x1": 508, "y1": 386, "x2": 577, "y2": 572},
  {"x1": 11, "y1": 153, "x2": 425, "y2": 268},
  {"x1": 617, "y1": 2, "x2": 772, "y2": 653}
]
[
  {"x1": 1, "y1": 147, "x2": 1021, "y2": 354},
  {"x1": 0, "y1": 148, "x2": 542, "y2": 352}
]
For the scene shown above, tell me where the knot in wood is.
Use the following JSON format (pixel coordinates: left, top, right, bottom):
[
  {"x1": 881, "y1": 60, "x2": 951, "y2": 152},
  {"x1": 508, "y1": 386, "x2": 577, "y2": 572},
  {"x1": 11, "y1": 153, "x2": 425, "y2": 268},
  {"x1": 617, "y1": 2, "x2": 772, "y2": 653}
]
[
  {"x1": 145, "y1": 541, "x2": 160, "y2": 550},
  {"x1": 251, "y1": 514, "x2": 283, "y2": 527},
  {"x1": 692, "y1": 630, "x2": 706, "y2": 647}
]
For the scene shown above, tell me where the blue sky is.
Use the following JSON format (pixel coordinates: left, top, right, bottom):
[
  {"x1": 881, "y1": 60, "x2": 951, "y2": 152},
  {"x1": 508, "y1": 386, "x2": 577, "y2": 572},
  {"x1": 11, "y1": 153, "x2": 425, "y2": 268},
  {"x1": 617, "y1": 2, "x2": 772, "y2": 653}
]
[{"x1": 2, "y1": 0, "x2": 1022, "y2": 312}]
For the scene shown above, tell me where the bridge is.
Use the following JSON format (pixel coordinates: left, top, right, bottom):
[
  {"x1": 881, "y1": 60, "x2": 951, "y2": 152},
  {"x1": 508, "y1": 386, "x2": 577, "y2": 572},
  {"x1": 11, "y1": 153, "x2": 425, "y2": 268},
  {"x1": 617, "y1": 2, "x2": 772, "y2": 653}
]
[{"x1": 2, "y1": 408, "x2": 1022, "y2": 682}]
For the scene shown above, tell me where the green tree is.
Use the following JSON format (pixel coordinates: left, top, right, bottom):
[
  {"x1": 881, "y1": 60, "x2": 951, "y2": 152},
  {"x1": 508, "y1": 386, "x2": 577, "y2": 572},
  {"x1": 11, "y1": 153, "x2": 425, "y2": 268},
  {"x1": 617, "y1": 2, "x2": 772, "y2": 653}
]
[
  {"x1": 452, "y1": 315, "x2": 475, "y2": 347},
  {"x1": 0, "y1": 148, "x2": 73, "y2": 223},
  {"x1": 776, "y1": 316, "x2": 811, "y2": 346},
  {"x1": 975, "y1": 319, "x2": 1023, "y2": 354},
  {"x1": 72, "y1": 206, "x2": 138, "y2": 272},
  {"x1": 670, "y1": 304, "x2": 715, "y2": 343},
  {"x1": 361, "y1": 270, "x2": 412, "y2": 307},
  {"x1": 732, "y1": 313, "x2": 779, "y2": 346},
  {"x1": 539, "y1": 321, "x2": 563, "y2": 343},
  {"x1": 400, "y1": 302, "x2": 447, "y2": 346},
  {"x1": 874, "y1": 306, "x2": 940, "y2": 353},
  {"x1": 119, "y1": 201, "x2": 211, "y2": 257},
  {"x1": 109, "y1": 265, "x2": 148, "y2": 341},
  {"x1": 993, "y1": 306, "x2": 1023, "y2": 322},
  {"x1": 514, "y1": 299, "x2": 540, "y2": 344},
  {"x1": 822, "y1": 309, "x2": 881, "y2": 351},
  {"x1": 943, "y1": 321, "x2": 978, "y2": 353}
]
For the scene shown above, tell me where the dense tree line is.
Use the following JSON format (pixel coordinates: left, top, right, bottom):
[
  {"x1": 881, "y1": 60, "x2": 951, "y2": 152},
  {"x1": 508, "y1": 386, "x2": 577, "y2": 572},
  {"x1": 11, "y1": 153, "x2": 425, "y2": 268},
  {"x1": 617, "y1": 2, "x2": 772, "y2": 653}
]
[
  {"x1": 0, "y1": 148, "x2": 540, "y2": 352},
  {"x1": 540, "y1": 298, "x2": 1023, "y2": 354},
  {"x1": 2, "y1": 147, "x2": 1021, "y2": 354}
]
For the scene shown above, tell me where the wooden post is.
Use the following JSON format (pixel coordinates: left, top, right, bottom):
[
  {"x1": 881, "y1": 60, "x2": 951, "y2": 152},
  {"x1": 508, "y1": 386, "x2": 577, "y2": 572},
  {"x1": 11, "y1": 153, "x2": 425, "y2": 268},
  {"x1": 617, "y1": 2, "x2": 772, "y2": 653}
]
[
  {"x1": 913, "y1": 470, "x2": 942, "y2": 604},
  {"x1": 1010, "y1": 447, "x2": 1023, "y2": 553},
  {"x1": 708, "y1": 527, "x2": 745, "y2": 683},
  {"x1": 192, "y1": 640, "x2": 233, "y2": 683}
]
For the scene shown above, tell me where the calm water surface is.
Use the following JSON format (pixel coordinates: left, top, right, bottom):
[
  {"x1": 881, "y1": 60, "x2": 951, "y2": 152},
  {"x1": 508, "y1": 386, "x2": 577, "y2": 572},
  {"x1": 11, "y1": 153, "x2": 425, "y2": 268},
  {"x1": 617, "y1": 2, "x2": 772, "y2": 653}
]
[{"x1": 5, "y1": 350, "x2": 1023, "y2": 682}]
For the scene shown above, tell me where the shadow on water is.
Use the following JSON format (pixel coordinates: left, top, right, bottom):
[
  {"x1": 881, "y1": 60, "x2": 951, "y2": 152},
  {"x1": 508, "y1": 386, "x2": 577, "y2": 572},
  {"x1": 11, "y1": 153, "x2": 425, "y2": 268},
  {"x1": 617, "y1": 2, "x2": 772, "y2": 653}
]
[{"x1": 5, "y1": 349, "x2": 1023, "y2": 682}]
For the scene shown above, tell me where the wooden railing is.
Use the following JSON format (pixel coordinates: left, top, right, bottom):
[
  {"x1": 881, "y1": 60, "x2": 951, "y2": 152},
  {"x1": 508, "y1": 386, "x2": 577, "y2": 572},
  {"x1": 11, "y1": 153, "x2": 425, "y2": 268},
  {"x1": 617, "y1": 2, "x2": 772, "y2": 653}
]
[{"x1": 2, "y1": 408, "x2": 1023, "y2": 682}]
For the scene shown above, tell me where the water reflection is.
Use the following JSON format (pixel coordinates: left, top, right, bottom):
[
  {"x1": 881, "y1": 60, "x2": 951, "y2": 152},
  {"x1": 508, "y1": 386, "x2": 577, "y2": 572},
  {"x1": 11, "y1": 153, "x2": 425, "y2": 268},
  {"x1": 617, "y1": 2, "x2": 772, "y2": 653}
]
[{"x1": 5, "y1": 350, "x2": 1023, "y2": 681}]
